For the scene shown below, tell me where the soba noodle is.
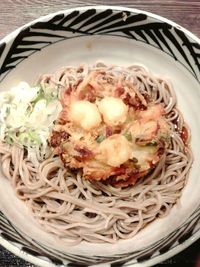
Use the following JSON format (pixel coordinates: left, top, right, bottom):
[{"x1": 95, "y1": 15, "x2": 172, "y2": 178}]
[{"x1": 0, "y1": 63, "x2": 193, "y2": 244}]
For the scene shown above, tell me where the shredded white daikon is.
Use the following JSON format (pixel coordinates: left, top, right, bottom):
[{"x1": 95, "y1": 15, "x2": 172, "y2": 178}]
[{"x1": 0, "y1": 82, "x2": 62, "y2": 165}]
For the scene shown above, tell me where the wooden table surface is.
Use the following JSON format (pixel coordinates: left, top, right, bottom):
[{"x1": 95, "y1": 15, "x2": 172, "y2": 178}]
[{"x1": 0, "y1": 0, "x2": 200, "y2": 266}]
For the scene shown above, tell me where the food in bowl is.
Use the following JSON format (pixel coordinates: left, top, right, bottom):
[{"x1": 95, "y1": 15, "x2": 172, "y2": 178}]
[{"x1": 0, "y1": 62, "x2": 192, "y2": 244}]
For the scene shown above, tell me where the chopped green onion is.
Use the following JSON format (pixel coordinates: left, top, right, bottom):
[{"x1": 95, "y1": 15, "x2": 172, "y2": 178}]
[
  {"x1": 5, "y1": 135, "x2": 13, "y2": 145},
  {"x1": 35, "y1": 85, "x2": 58, "y2": 105},
  {"x1": 32, "y1": 87, "x2": 45, "y2": 105},
  {"x1": 136, "y1": 138, "x2": 157, "y2": 146},
  {"x1": 96, "y1": 135, "x2": 105, "y2": 143},
  {"x1": 28, "y1": 131, "x2": 41, "y2": 145},
  {"x1": 146, "y1": 140, "x2": 157, "y2": 146},
  {"x1": 123, "y1": 132, "x2": 132, "y2": 142},
  {"x1": 18, "y1": 131, "x2": 41, "y2": 146},
  {"x1": 6, "y1": 107, "x2": 10, "y2": 115}
]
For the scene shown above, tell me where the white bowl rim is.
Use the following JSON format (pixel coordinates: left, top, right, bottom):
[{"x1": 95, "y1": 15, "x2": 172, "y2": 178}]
[{"x1": 0, "y1": 5, "x2": 200, "y2": 267}]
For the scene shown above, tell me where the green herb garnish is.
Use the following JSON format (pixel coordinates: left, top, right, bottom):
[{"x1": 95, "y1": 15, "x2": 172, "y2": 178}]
[
  {"x1": 96, "y1": 135, "x2": 105, "y2": 143},
  {"x1": 146, "y1": 140, "x2": 157, "y2": 146},
  {"x1": 123, "y1": 132, "x2": 132, "y2": 142}
]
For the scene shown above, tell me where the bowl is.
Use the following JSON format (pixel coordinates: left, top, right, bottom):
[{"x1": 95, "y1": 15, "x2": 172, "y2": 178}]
[{"x1": 0, "y1": 5, "x2": 200, "y2": 267}]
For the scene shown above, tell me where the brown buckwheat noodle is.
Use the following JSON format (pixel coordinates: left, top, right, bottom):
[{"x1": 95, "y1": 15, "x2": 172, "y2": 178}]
[{"x1": 0, "y1": 63, "x2": 193, "y2": 245}]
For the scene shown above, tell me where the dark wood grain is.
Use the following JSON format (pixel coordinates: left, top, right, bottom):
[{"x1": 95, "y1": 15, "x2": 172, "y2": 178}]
[
  {"x1": 0, "y1": 0, "x2": 200, "y2": 266},
  {"x1": 0, "y1": 0, "x2": 200, "y2": 40}
]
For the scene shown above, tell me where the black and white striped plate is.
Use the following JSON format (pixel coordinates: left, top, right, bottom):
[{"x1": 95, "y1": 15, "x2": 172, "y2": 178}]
[{"x1": 0, "y1": 5, "x2": 200, "y2": 267}]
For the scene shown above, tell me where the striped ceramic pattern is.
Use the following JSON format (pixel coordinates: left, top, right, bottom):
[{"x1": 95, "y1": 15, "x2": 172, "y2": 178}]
[{"x1": 0, "y1": 7, "x2": 200, "y2": 266}]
